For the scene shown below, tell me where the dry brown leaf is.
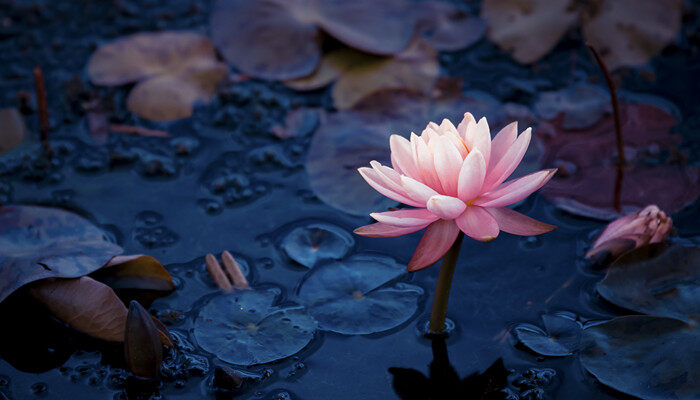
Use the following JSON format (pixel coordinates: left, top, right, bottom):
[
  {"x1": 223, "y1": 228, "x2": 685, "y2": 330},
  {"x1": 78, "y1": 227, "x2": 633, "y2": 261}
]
[
  {"x1": 87, "y1": 31, "x2": 227, "y2": 121},
  {"x1": 93, "y1": 254, "x2": 174, "y2": 292},
  {"x1": 210, "y1": 0, "x2": 415, "y2": 80},
  {"x1": 28, "y1": 276, "x2": 127, "y2": 342},
  {"x1": 0, "y1": 108, "x2": 26, "y2": 155},
  {"x1": 124, "y1": 300, "x2": 163, "y2": 378}
]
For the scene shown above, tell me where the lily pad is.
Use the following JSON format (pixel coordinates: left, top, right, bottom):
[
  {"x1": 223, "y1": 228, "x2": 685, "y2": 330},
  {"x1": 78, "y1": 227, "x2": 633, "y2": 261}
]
[
  {"x1": 513, "y1": 312, "x2": 582, "y2": 357},
  {"x1": 280, "y1": 222, "x2": 354, "y2": 268},
  {"x1": 210, "y1": 0, "x2": 415, "y2": 80},
  {"x1": 297, "y1": 253, "x2": 423, "y2": 334},
  {"x1": 194, "y1": 288, "x2": 317, "y2": 365},
  {"x1": 597, "y1": 244, "x2": 700, "y2": 323},
  {"x1": 580, "y1": 315, "x2": 699, "y2": 400},
  {"x1": 306, "y1": 84, "x2": 538, "y2": 215},
  {"x1": 412, "y1": 1, "x2": 485, "y2": 52},
  {"x1": 87, "y1": 31, "x2": 227, "y2": 121},
  {"x1": 0, "y1": 205, "x2": 123, "y2": 303},
  {"x1": 534, "y1": 83, "x2": 611, "y2": 130}
]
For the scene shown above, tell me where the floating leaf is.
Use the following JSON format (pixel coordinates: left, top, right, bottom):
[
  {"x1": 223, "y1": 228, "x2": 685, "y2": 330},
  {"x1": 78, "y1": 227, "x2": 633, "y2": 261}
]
[
  {"x1": 0, "y1": 108, "x2": 25, "y2": 156},
  {"x1": 481, "y1": 0, "x2": 682, "y2": 69},
  {"x1": 412, "y1": 1, "x2": 486, "y2": 51},
  {"x1": 597, "y1": 244, "x2": 699, "y2": 323},
  {"x1": 194, "y1": 288, "x2": 316, "y2": 365},
  {"x1": 210, "y1": 0, "x2": 415, "y2": 80},
  {"x1": 513, "y1": 313, "x2": 581, "y2": 357},
  {"x1": 534, "y1": 83, "x2": 611, "y2": 130},
  {"x1": 125, "y1": 300, "x2": 163, "y2": 378},
  {"x1": 92, "y1": 254, "x2": 174, "y2": 292},
  {"x1": 580, "y1": 315, "x2": 699, "y2": 400},
  {"x1": 280, "y1": 222, "x2": 354, "y2": 268},
  {"x1": 270, "y1": 108, "x2": 320, "y2": 139},
  {"x1": 0, "y1": 205, "x2": 123, "y2": 303},
  {"x1": 297, "y1": 253, "x2": 423, "y2": 334},
  {"x1": 306, "y1": 85, "x2": 538, "y2": 215},
  {"x1": 27, "y1": 276, "x2": 127, "y2": 342},
  {"x1": 539, "y1": 102, "x2": 700, "y2": 219},
  {"x1": 87, "y1": 31, "x2": 227, "y2": 121}
]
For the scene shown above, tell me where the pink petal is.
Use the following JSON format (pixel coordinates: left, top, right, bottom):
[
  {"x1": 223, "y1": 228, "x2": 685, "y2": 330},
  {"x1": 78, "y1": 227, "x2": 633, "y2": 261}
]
[
  {"x1": 370, "y1": 208, "x2": 439, "y2": 227},
  {"x1": 439, "y1": 118, "x2": 459, "y2": 136},
  {"x1": 456, "y1": 112, "x2": 476, "y2": 141},
  {"x1": 426, "y1": 195, "x2": 467, "y2": 220},
  {"x1": 466, "y1": 117, "x2": 491, "y2": 168},
  {"x1": 359, "y1": 167, "x2": 421, "y2": 206},
  {"x1": 455, "y1": 206, "x2": 499, "y2": 242},
  {"x1": 457, "y1": 148, "x2": 486, "y2": 202},
  {"x1": 407, "y1": 220, "x2": 460, "y2": 271},
  {"x1": 370, "y1": 161, "x2": 420, "y2": 205},
  {"x1": 390, "y1": 135, "x2": 420, "y2": 180},
  {"x1": 486, "y1": 207, "x2": 556, "y2": 236},
  {"x1": 432, "y1": 136, "x2": 463, "y2": 196},
  {"x1": 482, "y1": 127, "x2": 531, "y2": 192},
  {"x1": 490, "y1": 122, "x2": 518, "y2": 170},
  {"x1": 475, "y1": 169, "x2": 557, "y2": 208},
  {"x1": 401, "y1": 175, "x2": 440, "y2": 205},
  {"x1": 354, "y1": 221, "x2": 429, "y2": 238},
  {"x1": 411, "y1": 134, "x2": 443, "y2": 192}
]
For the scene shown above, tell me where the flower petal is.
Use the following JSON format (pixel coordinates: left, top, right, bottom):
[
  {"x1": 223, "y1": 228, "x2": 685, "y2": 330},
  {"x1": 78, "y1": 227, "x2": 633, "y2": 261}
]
[
  {"x1": 354, "y1": 222, "x2": 429, "y2": 238},
  {"x1": 407, "y1": 220, "x2": 460, "y2": 271},
  {"x1": 401, "y1": 175, "x2": 440, "y2": 205},
  {"x1": 475, "y1": 169, "x2": 557, "y2": 208},
  {"x1": 482, "y1": 127, "x2": 531, "y2": 192},
  {"x1": 486, "y1": 207, "x2": 556, "y2": 236},
  {"x1": 457, "y1": 112, "x2": 476, "y2": 144},
  {"x1": 411, "y1": 134, "x2": 443, "y2": 192},
  {"x1": 466, "y1": 117, "x2": 491, "y2": 168},
  {"x1": 457, "y1": 148, "x2": 486, "y2": 202},
  {"x1": 390, "y1": 135, "x2": 420, "y2": 180},
  {"x1": 489, "y1": 122, "x2": 518, "y2": 170},
  {"x1": 358, "y1": 167, "x2": 421, "y2": 206},
  {"x1": 426, "y1": 195, "x2": 467, "y2": 220},
  {"x1": 455, "y1": 206, "x2": 499, "y2": 242},
  {"x1": 370, "y1": 208, "x2": 439, "y2": 227},
  {"x1": 370, "y1": 161, "x2": 424, "y2": 207},
  {"x1": 433, "y1": 135, "x2": 463, "y2": 196}
]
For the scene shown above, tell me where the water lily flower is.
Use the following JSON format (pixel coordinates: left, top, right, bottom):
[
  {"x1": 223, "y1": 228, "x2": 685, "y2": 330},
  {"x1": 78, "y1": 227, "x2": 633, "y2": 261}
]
[
  {"x1": 586, "y1": 204, "x2": 672, "y2": 262},
  {"x1": 354, "y1": 113, "x2": 557, "y2": 271}
]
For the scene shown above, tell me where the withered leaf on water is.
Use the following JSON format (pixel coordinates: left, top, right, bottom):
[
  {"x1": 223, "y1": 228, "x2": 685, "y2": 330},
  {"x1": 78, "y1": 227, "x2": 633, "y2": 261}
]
[
  {"x1": 93, "y1": 254, "x2": 175, "y2": 293},
  {"x1": 210, "y1": 0, "x2": 415, "y2": 80},
  {"x1": 87, "y1": 31, "x2": 227, "y2": 121},
  {"x1": 0, "y1": 108, "x2": 26, "y2": 156},
  {"x1": 125, "y1": 300, "x2": 163, "y2": 378},
  {"x1": 27, "y1": 276, "x2": 127, "y2": 342}
]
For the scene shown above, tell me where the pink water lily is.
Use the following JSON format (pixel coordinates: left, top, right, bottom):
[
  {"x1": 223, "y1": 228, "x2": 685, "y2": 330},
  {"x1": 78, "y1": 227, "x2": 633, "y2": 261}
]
[{"x1": 354, "y1": 113, "x2": 557, "y2": 271}]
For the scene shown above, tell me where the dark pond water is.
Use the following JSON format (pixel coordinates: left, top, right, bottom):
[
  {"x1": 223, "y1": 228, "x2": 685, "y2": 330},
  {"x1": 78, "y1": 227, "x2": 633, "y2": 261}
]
[{"x1": 1, "y1": 0, "x2": 699, "y2": 399}]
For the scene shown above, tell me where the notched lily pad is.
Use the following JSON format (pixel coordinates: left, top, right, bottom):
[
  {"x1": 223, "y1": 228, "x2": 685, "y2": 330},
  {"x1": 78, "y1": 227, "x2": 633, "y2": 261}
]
[
  {"x1": 194, "y1": 288, "x2": 317, "y2": 365},
  {"x1": 0, "y1": 205, "x2": 123, "y2": 303},
  {"x1": 297, "y1": 253, "x2": 423, "y2": 334},
  {"x1": 280, "y1": 222, "x2": 354, "y2": 268},
  {"x1": 580, "y1": 315, "x2": 699, "y2": 400},
  {"x1": 597, "y1": 243, "x2": 700, "y2": 323},
  {"x1": 513, "y1": 312, "x2": 582, "y2": 357}
]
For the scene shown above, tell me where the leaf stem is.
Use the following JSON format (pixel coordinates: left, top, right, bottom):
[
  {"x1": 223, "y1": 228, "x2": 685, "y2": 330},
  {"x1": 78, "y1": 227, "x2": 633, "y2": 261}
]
[
  {"x1": 428, "y1": 232, "x2": 464, "y2": 333},
  {"x1": 32, "y1": 66, "x2": 51, "y2": 156}
]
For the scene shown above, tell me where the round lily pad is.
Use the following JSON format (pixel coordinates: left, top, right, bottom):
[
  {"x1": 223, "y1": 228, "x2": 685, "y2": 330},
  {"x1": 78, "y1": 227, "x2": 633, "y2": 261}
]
[
  {"x1": 597, "y1": 243, "x2": 699, "y2": 323},
  {"x1": 0, "y1": 205, "x2": 123, "y2": 303},
  {"x1": 297, "y1": 253, "x2": 423, "y2": 334},
  {"x1": 580, "y1": 315, "x2": 699, "y2": 400},
  {"x1": 513, "y1": 313, "x2": 581, "y2": 357},
  {"x1": 194, "y1": 288, "x2": 317, "y2": 365},
  {"x1": 280, "y1": 222, "x2": 354, "y2": 268}
]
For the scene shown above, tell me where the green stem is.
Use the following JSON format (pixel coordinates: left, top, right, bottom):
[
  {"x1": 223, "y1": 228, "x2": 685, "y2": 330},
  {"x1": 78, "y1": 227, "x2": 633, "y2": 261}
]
[{"x1": 428, "y1": 232, "x2": 464, "y2": 333}]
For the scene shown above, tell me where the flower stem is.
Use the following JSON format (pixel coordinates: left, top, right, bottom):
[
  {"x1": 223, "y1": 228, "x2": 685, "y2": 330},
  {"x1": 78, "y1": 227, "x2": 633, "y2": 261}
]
[{"x1": 428, "y1": 232, "x2": 464, "y2": 333}]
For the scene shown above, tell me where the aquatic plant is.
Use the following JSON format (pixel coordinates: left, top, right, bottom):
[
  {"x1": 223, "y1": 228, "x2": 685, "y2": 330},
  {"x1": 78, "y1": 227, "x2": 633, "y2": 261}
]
[{"x1": 354, "y1": 113, "x2": 557, "y2": 332}]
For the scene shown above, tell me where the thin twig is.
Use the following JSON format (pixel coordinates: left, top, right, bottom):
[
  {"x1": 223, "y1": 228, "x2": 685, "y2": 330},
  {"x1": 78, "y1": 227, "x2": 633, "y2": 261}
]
[
  {"x1": 221, "y1": 251, "x2": 250, "y2": 289},
  {"x1": 32, "y1": 66, "x2": 51, "y2": 154},
  {"x1": 587, "y1": 44, "x2": 624, "y2": 212},
  {"x1": 110, "y1": 124, "x2": 171, "y2": 138},
  {"x1": 205, "y1": 253, "x2": 232, "y2": 291}
]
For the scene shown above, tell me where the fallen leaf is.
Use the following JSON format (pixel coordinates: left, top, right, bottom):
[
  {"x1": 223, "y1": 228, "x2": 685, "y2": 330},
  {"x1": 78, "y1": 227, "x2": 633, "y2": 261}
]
[
  {"x1": 412, "y1": 1, "x2": 486, "y2": 51},
  {"x1": 539, "y1": 101, "x2": 700, "y2": 219},
  {"x1": 534, "y1": 83, "x2": 611, "y2": 130},
  {"x1": 481, "y1": 0, "x2": 682, "y2": 69},
  {"x1": 124, "y1": 300, "x2": 163, "y2": 378},
  {"x1": 597, "y1": 244, "x2": 699, "y2": 323},
  {"x1": 210, "y1": 0, "x2": 415, "y2": 80},
  {"x1": 27, "y1": 276, "x2": 127, "y2": 342},
  {"x1": 92, "y1": 254, "x2": 175, "y2": 293},
  {"x1": 0, "y1": 108, "x2": 26, "y2": 155},
  {"x1": 0, "y1": 205, "x2": 123, "y2": 303},
  {"x1": 270, "y1": 108, "x2": 320, "y2": 139},
  {"x1": 87, "y1": 31, "x2": 227, "y2": 121},
  {"x1": 580, "y1": 315, "x2": 699, "y2": 400}
]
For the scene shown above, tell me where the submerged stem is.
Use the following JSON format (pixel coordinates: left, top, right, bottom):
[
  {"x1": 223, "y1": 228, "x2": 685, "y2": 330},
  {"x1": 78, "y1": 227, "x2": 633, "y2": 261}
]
[{"x1": 428, "y1": 232, "x2": 464, "y2": 333}]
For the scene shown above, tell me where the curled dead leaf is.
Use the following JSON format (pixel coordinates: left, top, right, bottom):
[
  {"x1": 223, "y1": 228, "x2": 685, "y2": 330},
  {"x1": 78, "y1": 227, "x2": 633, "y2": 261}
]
[
  {"x1": 92, "y1": 254, "x2": 175, "y2": 293},
  {"x1": 87, "y1": 31, "x2": 227, "y2": 121},
  {"x1": 124, "y1": 300, "x2": 162, "y2": 379},
  {"x1": 27, "y1": 276, "x2": 127, "y2": 342}
]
